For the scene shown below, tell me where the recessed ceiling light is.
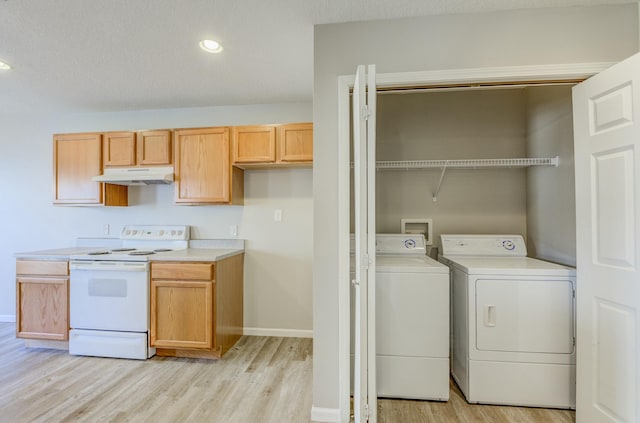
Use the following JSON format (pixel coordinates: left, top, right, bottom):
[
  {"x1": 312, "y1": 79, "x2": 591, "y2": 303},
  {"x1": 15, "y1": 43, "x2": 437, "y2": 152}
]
[
  {"x1": 0, "y1": 61, "x2": 11, "y2": 70},
  {"x1": 199, "y1": 39, "x2": 223, "y2": 54}
]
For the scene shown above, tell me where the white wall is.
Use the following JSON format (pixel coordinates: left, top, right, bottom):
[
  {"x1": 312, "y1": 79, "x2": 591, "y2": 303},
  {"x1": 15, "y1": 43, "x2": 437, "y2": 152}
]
[
  {"x1": 525, "y1": 85, "x2": 577, "y2": 267},
  {"x1": 375, "y1": 89, "x2": 527, "y2": 244},
  {"x1": 0, "y1": 103, "x2": 313, "y2": 335},
  {"x1": 313, "y1": 4, "x2": 638, "y2": 418}
]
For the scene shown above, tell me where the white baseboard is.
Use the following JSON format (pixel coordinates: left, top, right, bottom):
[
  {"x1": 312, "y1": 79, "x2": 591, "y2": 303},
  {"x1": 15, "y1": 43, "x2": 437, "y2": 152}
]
[
  {"x1": 243, "y1": 327, "x2": 313, "y2": 338},
  {"x1": 0, "y1": 315, "x2": 16, "y2": 323},
  {"x1": 310, "y1": 406, "x2": 342, "y2": 422}
]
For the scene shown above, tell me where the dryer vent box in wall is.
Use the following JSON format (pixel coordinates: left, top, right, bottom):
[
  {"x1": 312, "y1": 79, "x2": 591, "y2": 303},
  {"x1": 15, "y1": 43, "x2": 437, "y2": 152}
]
[{"x1": 401, "y1": 218, "x2": 433, "y2": 245}]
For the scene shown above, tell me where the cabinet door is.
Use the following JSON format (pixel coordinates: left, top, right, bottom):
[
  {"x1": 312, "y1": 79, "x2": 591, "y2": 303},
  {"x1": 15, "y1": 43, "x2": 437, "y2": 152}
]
[
  {"x1": 103, "y1": 132, "x2": 136, "y2": 167},
  {"x1": 174, "y1": 127, "x2": 232, "y2": 204},
  {"x1": 53, "y1": 133, "x2": 103, "y2": 204},
  {"x1": 150, "y1": 279, "x2": 214, "y2": 349},
  {"x1": 278, "y1": 123, "x2": 313, "y2": 163},
  {"x1": 137, "y1": 130, "x2": 172, "y2": 165},
  {"x1": 232, "y1": 125, "x2": 276, "y2": 164},
  {"x1": 16, "y1": 277, "x2": 69, "y2": 341}
]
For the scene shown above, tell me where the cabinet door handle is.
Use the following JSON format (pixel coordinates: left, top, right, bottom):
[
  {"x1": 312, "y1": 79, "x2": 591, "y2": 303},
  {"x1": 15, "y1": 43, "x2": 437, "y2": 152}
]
[{"x1": 484, "y1": 305, "x2": 496, "y2": 327}]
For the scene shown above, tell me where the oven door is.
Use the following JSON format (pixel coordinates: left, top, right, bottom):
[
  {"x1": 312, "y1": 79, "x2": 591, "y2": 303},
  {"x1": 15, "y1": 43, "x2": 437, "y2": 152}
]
[{"x1": 70, "y1": 261, "x2": 149, "y2": 332}]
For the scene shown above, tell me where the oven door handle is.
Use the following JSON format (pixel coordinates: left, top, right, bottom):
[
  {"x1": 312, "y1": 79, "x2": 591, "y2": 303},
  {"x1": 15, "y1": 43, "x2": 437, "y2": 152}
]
[{"x1": 70, "y1": 261, "x2": 149, "y2": 272}]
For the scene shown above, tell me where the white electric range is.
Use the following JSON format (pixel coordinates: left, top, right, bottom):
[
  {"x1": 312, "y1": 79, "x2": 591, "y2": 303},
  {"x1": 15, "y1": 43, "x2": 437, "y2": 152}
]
[{"x1": 69, "y1": 225, "x2": 189, "y2": 360}]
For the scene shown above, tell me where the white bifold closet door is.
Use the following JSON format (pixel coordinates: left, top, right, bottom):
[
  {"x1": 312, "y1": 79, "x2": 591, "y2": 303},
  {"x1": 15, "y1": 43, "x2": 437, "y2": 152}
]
[
  {"x1": 352, "y1": 64, "x2": 377, "y2": 423},
  {"x1": 573, "y1": 52, "x2": 640, "y2": 423}
]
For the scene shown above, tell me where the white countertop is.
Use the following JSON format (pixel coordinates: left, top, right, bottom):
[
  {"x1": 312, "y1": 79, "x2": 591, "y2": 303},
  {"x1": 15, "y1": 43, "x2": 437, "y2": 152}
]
[
  {"x1": 15, "y1": 247, "x2": 244, "y2": 262},
  {"x1": 150, "y1": 248, "x2": 244, "y2": 262},
  {"x1": 14, "y1": 247, "x2": 102, "y2": 260}
]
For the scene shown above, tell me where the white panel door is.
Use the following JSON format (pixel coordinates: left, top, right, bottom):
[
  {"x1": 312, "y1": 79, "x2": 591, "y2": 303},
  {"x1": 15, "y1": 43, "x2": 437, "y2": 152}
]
[
  {"x1": 352, "y1": 64, "x2": 377, "y2": 423},
  {"x1": 573, "y1": 52, "x2": 640, "y2": 423}
]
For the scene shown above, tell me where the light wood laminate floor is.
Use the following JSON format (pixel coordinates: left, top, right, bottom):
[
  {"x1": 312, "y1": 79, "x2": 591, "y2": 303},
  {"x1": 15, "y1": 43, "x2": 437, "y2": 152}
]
[{"x1": 0, "y1": 323, "x2": 575, "y2": 422}]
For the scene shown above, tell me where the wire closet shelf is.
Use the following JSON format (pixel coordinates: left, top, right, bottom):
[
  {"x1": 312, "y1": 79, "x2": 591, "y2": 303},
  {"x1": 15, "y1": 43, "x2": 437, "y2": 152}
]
[
  {"x1": 374, "y1": 157, "x2": 559, "y2": 170},
  {"x1": 366, "y1": 156, "x2": 559, "y2": 202}
]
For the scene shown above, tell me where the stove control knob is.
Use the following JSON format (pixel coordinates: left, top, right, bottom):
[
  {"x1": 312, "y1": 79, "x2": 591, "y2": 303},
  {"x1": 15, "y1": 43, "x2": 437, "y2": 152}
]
[
  {"x1": 125, "y1": 229, "x2": 131, "y2": 235},
  {"x1": 502, "y1": 240, "x2": 515, "y2": 251},
  {"x1": 171, "y1": 230, "x2": 176, "y2": 236},
  {"x1": 159, "y1": 230, "x2": 165, "y2": 236},
  {"x1": 132, "y1": 230, "x2": 138, "y2": 235},
  {"x1": 178, "y1": 230, "x2": 183, "y2": 236}
]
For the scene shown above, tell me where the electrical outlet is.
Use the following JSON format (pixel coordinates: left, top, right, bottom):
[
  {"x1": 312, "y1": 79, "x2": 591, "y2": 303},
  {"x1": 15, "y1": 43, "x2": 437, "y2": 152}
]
[
  {"x1": 103, "y1": 224, "x2": 110, "y2": 235},
  {"x1": 274, "y1": 209, "x2": 282, "y2": 222},
  {"x1": 229, "y1": 225, "x2": 238, "y2": 237}
]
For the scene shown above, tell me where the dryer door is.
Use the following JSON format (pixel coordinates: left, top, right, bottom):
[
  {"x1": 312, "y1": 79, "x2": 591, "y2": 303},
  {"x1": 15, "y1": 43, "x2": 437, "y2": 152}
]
[{"x1": 475, "y1": 278, "x2": 574, "y2": 354}]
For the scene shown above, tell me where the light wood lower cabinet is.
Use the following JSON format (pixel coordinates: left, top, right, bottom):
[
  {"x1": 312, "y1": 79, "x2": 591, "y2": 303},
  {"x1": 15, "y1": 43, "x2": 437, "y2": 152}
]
[
  {"x1": 16, "y1": 260, "x2": 69, "y2": 341},
  {"x1": 150, "y1": 254, "x2": 244, "y2": 359}
]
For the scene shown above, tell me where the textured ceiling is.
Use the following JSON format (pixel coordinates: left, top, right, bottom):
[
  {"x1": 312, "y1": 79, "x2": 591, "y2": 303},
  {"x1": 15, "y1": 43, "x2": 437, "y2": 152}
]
[{"x1": 0, "y1": 0, "x2": 631, "y2": 114}]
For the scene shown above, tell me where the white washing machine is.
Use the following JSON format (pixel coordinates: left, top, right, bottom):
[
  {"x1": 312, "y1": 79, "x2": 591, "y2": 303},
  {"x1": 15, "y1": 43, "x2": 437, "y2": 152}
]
[
  {"x1": 439, "y1": 234, "x2": 576, "y2": 409},
  {"x1": 350, "y1": 234, "x2": 450, "y2": 400}
]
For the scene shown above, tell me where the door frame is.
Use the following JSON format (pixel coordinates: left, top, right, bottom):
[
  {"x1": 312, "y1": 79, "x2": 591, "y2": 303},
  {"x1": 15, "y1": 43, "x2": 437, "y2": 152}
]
[{"x1": 336, "y1": 61, "x2": 612, "y2": 422}]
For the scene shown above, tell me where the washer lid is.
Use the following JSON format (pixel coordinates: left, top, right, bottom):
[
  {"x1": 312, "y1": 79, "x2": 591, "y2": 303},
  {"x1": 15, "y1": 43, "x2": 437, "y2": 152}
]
[
  {"x1": 443, "y1": 256, "x2": 576, "y2": 276},
  {"x1": 350, "y1": 255, "x2": 449, "y2": 274}
]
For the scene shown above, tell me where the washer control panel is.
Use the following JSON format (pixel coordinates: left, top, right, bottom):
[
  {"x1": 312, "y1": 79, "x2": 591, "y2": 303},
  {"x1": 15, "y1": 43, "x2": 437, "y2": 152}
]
[
  {"x1": 349, "y1": 234, "x2": 427, "y2": 255},
  {"x1": 440, "y1": 234, "x2": 527, "y2": 257},
  {"x1": 376, "y1": 234, "x2": 426, "y2": 255}
]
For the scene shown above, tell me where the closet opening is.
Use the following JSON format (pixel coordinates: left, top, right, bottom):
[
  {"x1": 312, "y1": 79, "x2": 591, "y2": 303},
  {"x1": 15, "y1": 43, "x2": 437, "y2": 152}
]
[{"x1": 346, "y1": 73, "x2": 586, "y2": 422}]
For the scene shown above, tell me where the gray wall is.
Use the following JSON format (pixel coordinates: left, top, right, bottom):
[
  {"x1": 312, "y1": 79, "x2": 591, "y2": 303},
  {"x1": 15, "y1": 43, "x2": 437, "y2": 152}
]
[
  {"x1": 374, "y1": 86, "x2": 577, "y2": 262},
  {"x1": 0, "y1": 103, "x2": 314, "y2": 335},
  {"x1": 525, "y1": 85, "x2": 577, "y2": 267},
  {"x1": 375, "y1": 90, "x2": 527, "y2": 243},
  {"x1": 313, "y1": 4, "x2": 638, "y2": 416}
]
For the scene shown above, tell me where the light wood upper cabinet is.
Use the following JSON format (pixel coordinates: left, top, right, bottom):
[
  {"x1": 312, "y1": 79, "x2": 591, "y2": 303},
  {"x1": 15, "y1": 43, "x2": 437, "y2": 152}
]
[
  {"x1": 231, "y1": 122, "x2": 313, "y2": 168},
  {"x1": 232, "y1": 126, "x2": 276, "y2": 163},
  {"x1": 137, "y1": 130, "x2": 172, "y2": 165},
  {"x1": 103, "y1": 130, "x2": 172, "y2": 167},
  {"x1": 53, "y1": 133, "x2": 102, "y2": 204},
  {"x1": 16, "y1": 260, "x2": 69, "y2": 341},
  {"x1": 53, "y1": 133, "x2": 128, "y2": 206},
  {"x1": 174, "y1": 127, "x2": 244, "y2": 205},
  {"x1": 278, "y1": 123, "x2": 313, "y2": 163},
  {"x1": 103, "y1": 132, "x2": 136, "y2": 166}
]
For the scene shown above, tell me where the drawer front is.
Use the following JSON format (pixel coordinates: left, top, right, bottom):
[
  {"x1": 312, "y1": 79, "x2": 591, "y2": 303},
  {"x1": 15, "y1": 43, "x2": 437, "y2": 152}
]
[
  {"x1": 151, "y1": 262, "x2": 214, "y2": 280},
  {"x1": 16, "y1": 260, "x2": 69, "y2": 276}
]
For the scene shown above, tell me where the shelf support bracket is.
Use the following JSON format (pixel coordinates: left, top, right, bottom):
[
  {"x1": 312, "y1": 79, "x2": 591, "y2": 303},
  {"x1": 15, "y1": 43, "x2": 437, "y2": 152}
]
[{"x1": 432, "y1": 162, "x2": 448, "y2": 202}]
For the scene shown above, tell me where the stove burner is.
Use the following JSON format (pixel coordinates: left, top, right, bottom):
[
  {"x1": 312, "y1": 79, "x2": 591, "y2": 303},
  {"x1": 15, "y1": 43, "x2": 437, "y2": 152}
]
[
  {"x1": 88, "y1": 251, "x2": 110, "y2": 255},
  {"x1": 153, "y1": 249, "x2": 173, "y2": 252},
  {"x1": 129, "y1": 251, "x2": 155, "y2": 256},
  {"x1": 111, "y1": 248, "x2": 136, "y2": 252}
]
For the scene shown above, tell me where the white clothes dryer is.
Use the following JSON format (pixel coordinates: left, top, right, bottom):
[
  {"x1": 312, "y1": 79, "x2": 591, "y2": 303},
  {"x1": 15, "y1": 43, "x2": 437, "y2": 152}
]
[
  {"x1": 439, "y1": 234, "x2": 576, "y2": 409},
  {"x1": 351, "y1": 234, "x2": 450, "y2": 400}
]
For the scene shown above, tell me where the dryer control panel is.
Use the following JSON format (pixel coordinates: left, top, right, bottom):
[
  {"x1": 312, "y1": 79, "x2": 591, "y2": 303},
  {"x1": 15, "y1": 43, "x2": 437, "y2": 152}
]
[{"x1": 440, "y1": 234, "x2": 527, "y2": 257}]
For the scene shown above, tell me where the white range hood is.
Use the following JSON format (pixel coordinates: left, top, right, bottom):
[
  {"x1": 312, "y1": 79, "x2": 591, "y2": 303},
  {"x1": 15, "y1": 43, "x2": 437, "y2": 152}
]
[{"x1": 92, "y1": 166, "x2": 174, "y2": 186}]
